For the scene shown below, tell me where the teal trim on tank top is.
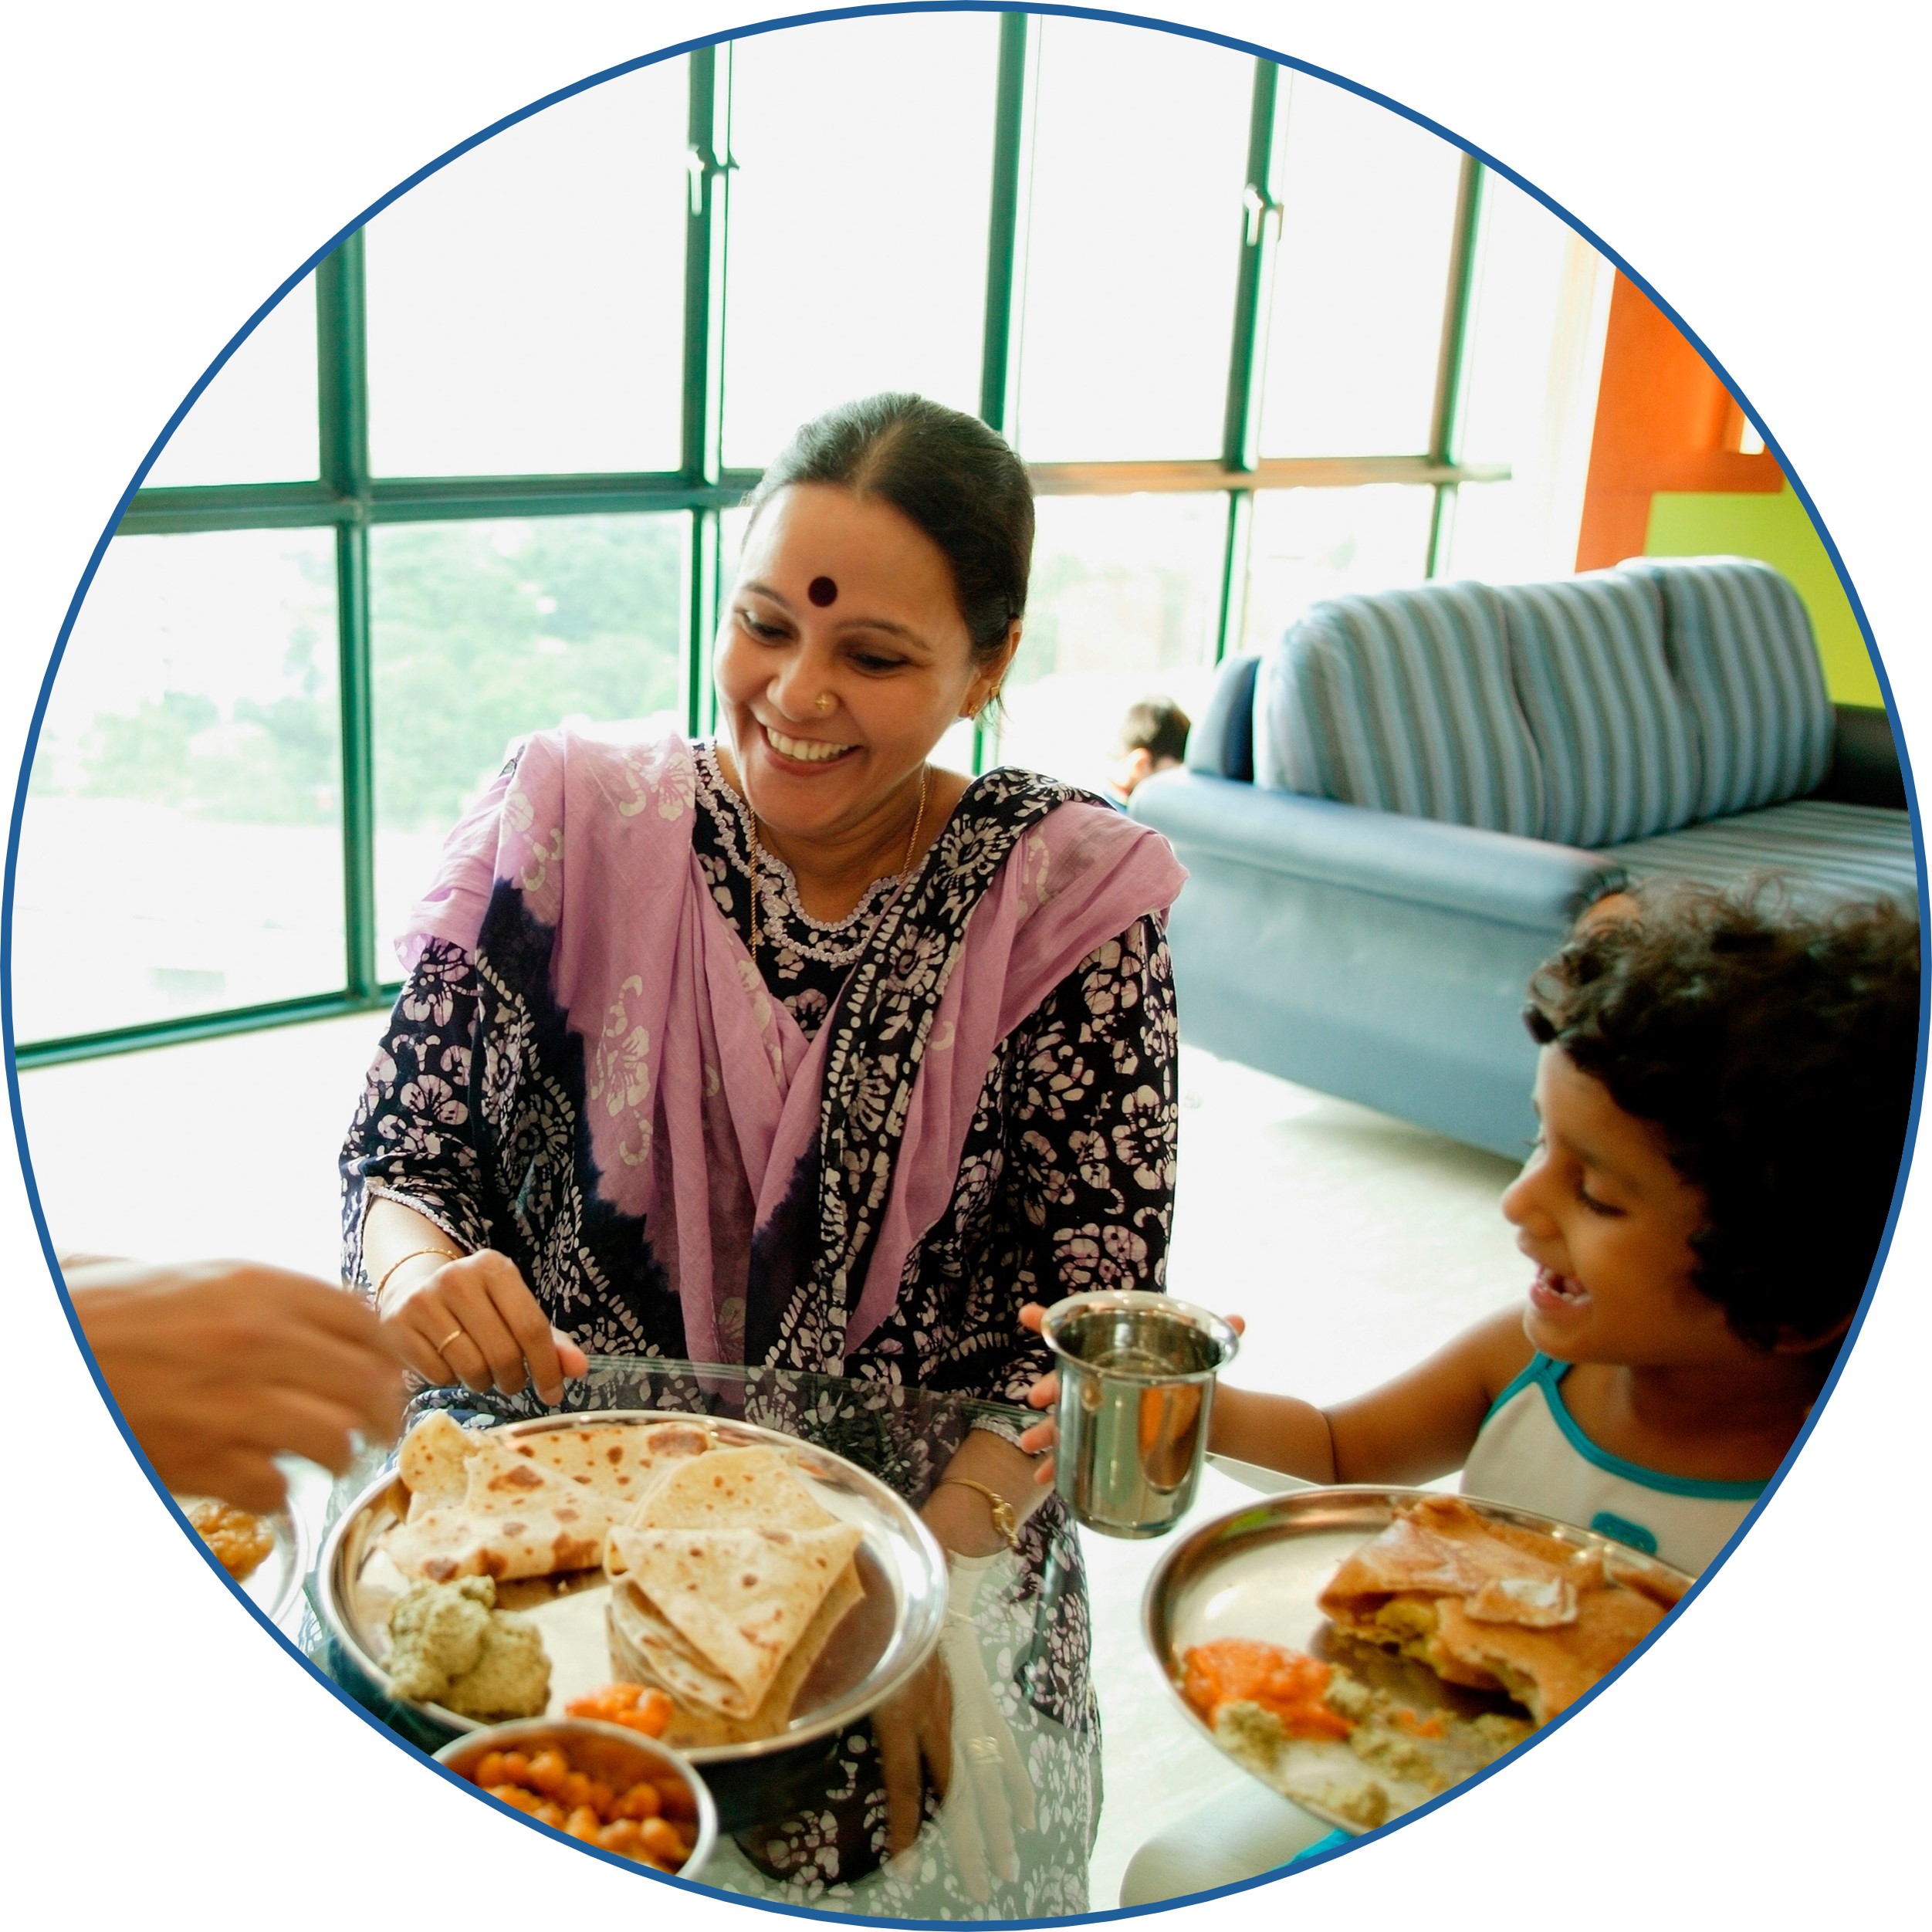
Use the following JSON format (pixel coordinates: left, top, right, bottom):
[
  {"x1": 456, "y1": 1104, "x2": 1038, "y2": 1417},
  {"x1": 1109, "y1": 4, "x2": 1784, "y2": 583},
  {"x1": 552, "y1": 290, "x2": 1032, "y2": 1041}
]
[{"x1": 1482, "y1": 1354, "x2": 1768, "y2": 1503}]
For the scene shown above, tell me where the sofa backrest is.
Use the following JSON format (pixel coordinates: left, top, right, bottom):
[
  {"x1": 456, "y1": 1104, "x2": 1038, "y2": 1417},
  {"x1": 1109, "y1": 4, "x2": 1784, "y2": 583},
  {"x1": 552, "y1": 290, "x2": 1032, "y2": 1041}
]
[
  {"x1": 1186, "y1": 651, "x2": 1260, "y2": 782},
  {"x1": 1492, "y1": 570, "x2": 1698, "y2": 847},
  {"x1": 1250, "y1": 555, "x2": 1832, "y2": 846},
  {"x1": 1254, "y1": 581, "x2": 1545, "y2": 836},
  {"x1": 1620, "y1": 557, "x2": 1833, "y2": 820}
]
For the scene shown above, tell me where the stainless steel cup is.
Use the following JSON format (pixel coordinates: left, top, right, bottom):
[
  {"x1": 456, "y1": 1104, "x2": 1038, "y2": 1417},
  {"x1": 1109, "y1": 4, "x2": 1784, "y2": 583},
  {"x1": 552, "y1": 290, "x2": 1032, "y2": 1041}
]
[{"x1": 1040, "y1": 1291, "x2": 1240, "y2": 1539}]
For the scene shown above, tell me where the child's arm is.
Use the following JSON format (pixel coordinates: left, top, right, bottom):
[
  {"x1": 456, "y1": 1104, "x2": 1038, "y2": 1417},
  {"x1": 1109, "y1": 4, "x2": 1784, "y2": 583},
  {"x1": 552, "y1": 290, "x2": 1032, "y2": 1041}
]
[
  {"x1": 1017, "y1": 1303, "x2": 1534, "y2": 1488},
  {"x1": 1208, "y1": 1307, "x2": 1534, "y2": 1485}
]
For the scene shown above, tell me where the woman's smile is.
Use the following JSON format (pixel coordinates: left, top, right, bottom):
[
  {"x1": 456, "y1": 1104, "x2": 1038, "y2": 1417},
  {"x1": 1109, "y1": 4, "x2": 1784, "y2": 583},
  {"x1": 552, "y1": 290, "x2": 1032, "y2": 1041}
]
[{"x1": 760, "y1": 722, "x2": 858, "y2": 767}]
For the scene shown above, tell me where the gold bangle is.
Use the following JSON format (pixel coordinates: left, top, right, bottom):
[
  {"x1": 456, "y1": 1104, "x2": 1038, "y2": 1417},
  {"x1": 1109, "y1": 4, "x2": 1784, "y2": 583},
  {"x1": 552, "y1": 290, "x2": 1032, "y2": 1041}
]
[
  {"x1": 374, "y1": 1245, "x2": 462, "y2": 1307},
  {"x1": 936, "y1": 1478, "x2": 1020, "y2": 1551}
]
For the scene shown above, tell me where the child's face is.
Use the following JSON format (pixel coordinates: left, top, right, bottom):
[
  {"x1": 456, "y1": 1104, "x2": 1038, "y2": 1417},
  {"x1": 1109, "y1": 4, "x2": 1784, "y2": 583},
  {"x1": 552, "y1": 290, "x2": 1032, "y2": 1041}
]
[{"x1": 1502, "y1": 1047, "x2": 1741, "y2": 1368}]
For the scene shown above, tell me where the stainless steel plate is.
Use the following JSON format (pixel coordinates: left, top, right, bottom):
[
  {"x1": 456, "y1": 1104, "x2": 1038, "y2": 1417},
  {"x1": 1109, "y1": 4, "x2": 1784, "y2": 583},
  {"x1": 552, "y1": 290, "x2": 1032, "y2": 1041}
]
[
  {"x1": 1143, "y1": 1486, "x2": 1692, "y2": 1834},
  {"x1": 314, "y1": 1409, "x2": 948, "y2": 1768}
]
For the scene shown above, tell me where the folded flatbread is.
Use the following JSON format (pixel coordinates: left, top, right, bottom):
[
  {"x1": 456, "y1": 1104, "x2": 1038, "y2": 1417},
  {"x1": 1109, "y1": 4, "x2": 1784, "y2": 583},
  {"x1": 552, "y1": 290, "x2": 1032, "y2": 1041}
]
[
  {"x1": 630, "y1": 1446, "x2": 837, "y2": 1533},
  {"x1": 1432, "y1": 1586, "x2": 1665, "y2": 1721},
  {"x1": 1318, "y1": 1496, "x2": 1671, "y2": 1723},
  {"x1": 608, "y1": 1556, "x2": 866, "y2": 1748},
  {"x1": 604, "y1": 1521, "x2": 862, "y2": 1719},
  {"x1": 381, "y1": 1415, "x2": 711, "y2": 1582}
]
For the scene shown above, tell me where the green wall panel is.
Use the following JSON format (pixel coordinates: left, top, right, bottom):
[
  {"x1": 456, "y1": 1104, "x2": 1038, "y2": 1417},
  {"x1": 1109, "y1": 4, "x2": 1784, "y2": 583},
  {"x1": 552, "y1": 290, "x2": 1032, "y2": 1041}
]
[{"x1": 1645, "y1": 484, "x2": 1880, "y2": 708}]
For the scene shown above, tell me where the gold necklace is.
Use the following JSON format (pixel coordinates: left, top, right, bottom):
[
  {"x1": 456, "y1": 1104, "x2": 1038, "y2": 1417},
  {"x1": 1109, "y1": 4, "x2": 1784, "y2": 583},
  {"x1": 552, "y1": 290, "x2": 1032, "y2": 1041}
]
[{"x1": 746, "y1": 762, "x2": 931, "y2": 965}]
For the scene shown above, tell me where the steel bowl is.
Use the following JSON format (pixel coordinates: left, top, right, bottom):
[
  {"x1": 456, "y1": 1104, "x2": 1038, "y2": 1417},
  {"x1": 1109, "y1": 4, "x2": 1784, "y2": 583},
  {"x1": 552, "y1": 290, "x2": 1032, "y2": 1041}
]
[
  {"x1": 311, "y1": 1408, "x2": 948, "y2": 1831},
  {"x1": 436, "y1": 1717, "x2": 718, "y2": 1882}
]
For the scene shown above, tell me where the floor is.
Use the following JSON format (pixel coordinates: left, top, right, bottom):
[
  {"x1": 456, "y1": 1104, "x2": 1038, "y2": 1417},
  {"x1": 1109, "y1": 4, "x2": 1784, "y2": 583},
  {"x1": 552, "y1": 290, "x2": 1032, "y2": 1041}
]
[{"x1": 18, "y1": 1020, "x2": 1529, "y2": 1910}]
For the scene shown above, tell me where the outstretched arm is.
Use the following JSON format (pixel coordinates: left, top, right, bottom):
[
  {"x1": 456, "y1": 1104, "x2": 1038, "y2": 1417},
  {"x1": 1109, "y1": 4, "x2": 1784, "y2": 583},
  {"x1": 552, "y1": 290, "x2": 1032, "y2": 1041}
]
[{"x1": 1020, "y1": 1303, "x2": 1533, "y2": 1489}]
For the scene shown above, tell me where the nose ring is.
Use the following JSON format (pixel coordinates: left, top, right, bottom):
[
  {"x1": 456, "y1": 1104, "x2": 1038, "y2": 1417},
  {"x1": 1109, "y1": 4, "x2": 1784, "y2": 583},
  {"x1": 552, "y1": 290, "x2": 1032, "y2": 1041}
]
[{"x1": 814, "y1": 693, "x2": 834, "y2": 714}]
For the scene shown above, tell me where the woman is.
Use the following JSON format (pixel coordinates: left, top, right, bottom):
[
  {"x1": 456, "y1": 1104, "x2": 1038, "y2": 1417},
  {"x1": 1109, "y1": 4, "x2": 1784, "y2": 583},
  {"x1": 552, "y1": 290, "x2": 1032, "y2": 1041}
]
[{"x1": 340, "y1": 394, "x2": 1186, "y2": 1912}]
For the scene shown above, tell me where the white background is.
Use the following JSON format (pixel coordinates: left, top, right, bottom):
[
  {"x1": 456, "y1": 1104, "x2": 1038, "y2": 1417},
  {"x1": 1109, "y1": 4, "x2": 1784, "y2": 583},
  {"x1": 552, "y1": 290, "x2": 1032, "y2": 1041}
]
[{"x1": 3, "y1": 2, "x2": 1923, "y2": 1924}]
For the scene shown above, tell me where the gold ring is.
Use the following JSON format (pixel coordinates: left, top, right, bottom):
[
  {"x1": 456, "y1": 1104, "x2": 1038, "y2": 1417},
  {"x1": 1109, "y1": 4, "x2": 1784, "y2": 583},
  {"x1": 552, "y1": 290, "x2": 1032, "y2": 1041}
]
[
  {"x1": 814, "y1": 692, "x2": 834, "y2": 712},
  {"x1": 964, "y1": 1737, "x2": 1002, "y2": 1767},
  {"x1": 436, "y1": 1327, "x2": 465, "y2": 1355}
]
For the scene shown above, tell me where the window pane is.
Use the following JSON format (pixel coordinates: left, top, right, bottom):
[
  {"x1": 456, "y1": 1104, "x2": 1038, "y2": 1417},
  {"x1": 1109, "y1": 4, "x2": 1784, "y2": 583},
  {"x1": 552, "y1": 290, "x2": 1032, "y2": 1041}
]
[
  {"x1": 370, "y1": 514, "x2": 689, "y2": 942},
  {"x1": 1257, "y1": 79, "x2": 1463, "y2": 458},
  {"x1": 144, "y1": 276, "x2": 320, "y2": 486},
  {"x1": 721, "y1": 16, "x2": 1000, "y2": 468},
  {"x1": 366, "y1": 62, "x2": 688, "y2": 478},
  {"x1": 1013, "y1": 22, "x2": 1252, "y2": 461},
  {"x1": 996, "y1": 493, "x2": 1227, "y2": 790},
  {"x1": 1240, "y1": 486, "x2": 1436, "y2": 655},
  {"x1": 1445, "y1": 177, "x2": 1612, "y2": 582},
  {"x1": 16, "y1": 530, "x2": 343, "y2": 1040}
]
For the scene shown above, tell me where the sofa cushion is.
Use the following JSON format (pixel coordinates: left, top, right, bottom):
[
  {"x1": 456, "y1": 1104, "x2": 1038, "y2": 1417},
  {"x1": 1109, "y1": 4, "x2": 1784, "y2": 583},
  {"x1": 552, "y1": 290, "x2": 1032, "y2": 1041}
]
[
  {"x1": 1621, "y1": 556, "x2": 1834, "y2": 819},
  {"x1": 1254, "y1": 582, "x2": 1545, "y2": 836},
  {"x1": 1493, "y1": 570, "x2": 1700, "y2": 848},
  {"x1": 1186, "y1": 653, "x2": 1260, "y2": 782},
  {"x1": 1600, "y1": 798, "x2": 1916, "y2": 909}
]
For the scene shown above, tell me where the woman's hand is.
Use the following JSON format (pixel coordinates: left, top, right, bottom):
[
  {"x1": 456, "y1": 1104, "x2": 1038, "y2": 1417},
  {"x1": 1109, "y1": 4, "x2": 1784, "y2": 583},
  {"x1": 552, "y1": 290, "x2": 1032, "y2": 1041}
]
[
  {"x1": 877, "y1": 1646, "x2": 952, "y2": 1864},
  {"x1": 378, "y1": 1248, "x2": 587, "y2": 1406},
  {"x1": 881, "y1": 1555, "x2": 1037, "y2": 1904},
  {"x1": 1013, "y1": 1301, "x2": 1244, "y2": 1484}
]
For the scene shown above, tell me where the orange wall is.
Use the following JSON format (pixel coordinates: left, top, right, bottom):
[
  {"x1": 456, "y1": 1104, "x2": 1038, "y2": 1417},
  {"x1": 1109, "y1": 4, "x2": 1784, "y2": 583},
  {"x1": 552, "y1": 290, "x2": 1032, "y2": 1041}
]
[{"x1": 1575, "y1": 273, "x2": 1785, "y2": 571}]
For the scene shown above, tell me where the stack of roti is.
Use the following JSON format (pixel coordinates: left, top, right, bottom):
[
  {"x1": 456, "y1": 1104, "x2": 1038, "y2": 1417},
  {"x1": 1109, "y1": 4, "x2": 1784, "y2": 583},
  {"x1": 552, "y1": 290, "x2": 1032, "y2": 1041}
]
[
  {"x1": 605, "y1": 1447, "x2": 864, "y2": 1743},
  {"x1": 1317, "y1": 1495, "x2": 1687, "y2": 1723},
  {"x1": 379, "y1": 1413, "x2": 710, "y2": 1583}
]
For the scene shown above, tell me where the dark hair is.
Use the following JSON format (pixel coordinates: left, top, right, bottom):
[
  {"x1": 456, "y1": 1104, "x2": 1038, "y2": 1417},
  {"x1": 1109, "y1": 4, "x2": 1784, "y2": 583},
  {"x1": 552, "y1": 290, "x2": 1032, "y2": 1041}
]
[
  {"x1": 745, "y1": 393, "x2": 1033, "y2": 665},
  {"x1": 1119, "y1": 695, "x2": 1192, "y2": 765},
  {"x1": 1524, "y1": 878, "x2": 1921, "y2": 1353}
]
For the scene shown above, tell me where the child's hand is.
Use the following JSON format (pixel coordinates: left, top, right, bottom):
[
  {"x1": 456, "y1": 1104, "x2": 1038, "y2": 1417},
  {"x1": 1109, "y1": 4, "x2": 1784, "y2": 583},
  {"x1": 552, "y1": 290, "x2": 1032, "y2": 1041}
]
[
  {"x1": 1015, "y1": 1302, "x2": 1245, "y2": 1487},
  {"x1": 1016, "y1": 1304, "x2": 1061, "y2": 1484}
]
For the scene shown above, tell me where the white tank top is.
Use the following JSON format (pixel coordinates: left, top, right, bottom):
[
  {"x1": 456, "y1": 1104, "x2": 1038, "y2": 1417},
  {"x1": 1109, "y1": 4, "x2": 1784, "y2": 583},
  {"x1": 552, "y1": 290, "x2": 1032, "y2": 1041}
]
[{"x1": 1460, "y1": 1355, "x2": 1765, "y2": 1577}]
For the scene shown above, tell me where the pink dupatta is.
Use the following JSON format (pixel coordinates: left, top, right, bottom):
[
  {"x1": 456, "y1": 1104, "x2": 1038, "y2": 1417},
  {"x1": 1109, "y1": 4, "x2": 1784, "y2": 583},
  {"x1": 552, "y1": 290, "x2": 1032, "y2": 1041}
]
[{"x1": 401, "y1": 731, "x2": 1186, "y2": 1368}]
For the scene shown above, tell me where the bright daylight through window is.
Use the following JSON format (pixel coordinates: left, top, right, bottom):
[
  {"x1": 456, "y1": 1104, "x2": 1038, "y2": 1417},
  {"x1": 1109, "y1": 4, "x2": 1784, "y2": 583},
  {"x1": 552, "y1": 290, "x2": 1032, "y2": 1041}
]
[{"x1": 19, "y1": 12, "x2": 1609, "y2": 1061}]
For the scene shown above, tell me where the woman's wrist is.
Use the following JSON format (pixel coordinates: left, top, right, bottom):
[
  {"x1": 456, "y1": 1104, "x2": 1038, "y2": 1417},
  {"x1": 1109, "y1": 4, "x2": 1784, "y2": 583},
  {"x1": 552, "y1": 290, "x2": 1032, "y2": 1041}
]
[
  {"x1": 922, "y1": 1480, "x2": 1013, "y2": 1558},
  {"x1": 373, "y1": 1246, "x2": 460, "y2": 1312}
]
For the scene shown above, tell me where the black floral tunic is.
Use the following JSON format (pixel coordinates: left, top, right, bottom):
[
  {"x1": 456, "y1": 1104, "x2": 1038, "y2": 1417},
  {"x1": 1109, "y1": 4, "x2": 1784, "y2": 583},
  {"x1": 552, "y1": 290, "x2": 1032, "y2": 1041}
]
[
  {"x1": 343, "y1": 744, "x2": 1179, "y2": 1405},
  {"x1": 339, "y1": 745, "x2": 1181, "y2": 1913}
]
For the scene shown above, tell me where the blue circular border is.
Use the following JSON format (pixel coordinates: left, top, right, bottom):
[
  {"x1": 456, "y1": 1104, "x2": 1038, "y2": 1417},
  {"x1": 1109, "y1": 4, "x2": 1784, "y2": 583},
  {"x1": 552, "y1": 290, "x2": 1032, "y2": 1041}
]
[{"x1": 7, "y1": 5, "x2": 1924, "y2": 1923}]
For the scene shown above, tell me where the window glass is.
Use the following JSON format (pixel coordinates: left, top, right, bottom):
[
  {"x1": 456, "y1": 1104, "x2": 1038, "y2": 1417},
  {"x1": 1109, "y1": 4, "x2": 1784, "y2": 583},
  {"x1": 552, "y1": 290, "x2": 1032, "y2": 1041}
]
[
  {"x1": 369, "y1": 514, "x2": 689, "y2": 944},
  {"x1": 1012, "y1": 22, "x2": 1251, "y2": 461},
  {"x1": 995, "y1": 493, "x2": 1227, "y2": 791},
  {"x1": 144, "y1": 276, "x2": 320, "y2": 487},
  {"x1": 720, "y1": 15, "x2": 999, "y2": 469},
  {"x1": 1240, "y1": 486, "x2": 1436, "y2": 655},
  {"x1": 365, "y1": 61, "x2": 688, "y2": 478},
  {"x1": 1257, "y1": 78, "x2": 1463, "y2": 458},
  {"x1": 1445, "y1": 176, "x2": 1612, "y2": 581},
  {"x1": 16, "y1": 530, "x2": 343, "y2": 1040}
]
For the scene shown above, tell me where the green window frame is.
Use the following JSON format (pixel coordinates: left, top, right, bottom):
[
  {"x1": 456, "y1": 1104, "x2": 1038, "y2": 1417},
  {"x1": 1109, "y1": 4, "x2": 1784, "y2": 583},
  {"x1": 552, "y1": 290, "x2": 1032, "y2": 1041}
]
[{"x1": 19, "y1": 24, "x2": 1501, "y2": 1068}]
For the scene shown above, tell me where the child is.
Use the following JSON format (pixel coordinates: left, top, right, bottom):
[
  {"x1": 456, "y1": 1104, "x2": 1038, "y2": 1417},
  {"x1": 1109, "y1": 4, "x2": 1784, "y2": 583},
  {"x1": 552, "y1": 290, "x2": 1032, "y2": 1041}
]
[
  {"x1": 1018, "y1": 881, "x2": 1920, "y2": 1900},
  {"x1": 1108, "y1": 695, "x2": 1192, "y2": 804}
]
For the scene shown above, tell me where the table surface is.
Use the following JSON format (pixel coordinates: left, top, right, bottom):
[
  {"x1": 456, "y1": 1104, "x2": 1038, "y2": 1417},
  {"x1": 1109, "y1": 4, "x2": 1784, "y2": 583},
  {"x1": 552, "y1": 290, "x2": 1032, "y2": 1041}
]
[{"x1": 294, "y1": 1356, "x2": 1296, "y2": 1917}]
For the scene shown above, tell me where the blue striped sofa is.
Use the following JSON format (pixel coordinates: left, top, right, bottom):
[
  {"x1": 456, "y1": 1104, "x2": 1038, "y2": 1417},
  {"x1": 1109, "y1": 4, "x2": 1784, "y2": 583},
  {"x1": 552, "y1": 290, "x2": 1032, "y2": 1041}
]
[{"x1": 1132, "y1": 556, "x2": 1916, "y2": 1158}]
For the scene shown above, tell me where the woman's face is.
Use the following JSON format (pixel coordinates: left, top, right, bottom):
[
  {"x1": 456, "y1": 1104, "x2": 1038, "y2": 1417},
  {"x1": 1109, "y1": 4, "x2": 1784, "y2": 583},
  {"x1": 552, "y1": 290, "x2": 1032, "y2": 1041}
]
[{"x1": 714, "y1": 483, "x2": 1010, "y2": 844}]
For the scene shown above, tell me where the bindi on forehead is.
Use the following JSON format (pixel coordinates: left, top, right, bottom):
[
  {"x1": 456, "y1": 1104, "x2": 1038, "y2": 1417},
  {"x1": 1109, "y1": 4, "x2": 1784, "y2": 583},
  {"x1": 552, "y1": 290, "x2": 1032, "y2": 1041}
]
[{"x1": 807, "y1": 575, "x2": 838, "y2": 607}]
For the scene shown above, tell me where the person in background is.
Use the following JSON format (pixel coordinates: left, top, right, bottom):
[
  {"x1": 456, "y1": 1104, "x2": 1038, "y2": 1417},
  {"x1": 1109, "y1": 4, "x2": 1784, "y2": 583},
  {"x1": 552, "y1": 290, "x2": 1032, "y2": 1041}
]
[
  {"x1": 1108, "y1": 695, "x2": 1191, "y2": 804},
  {"x1": 66, "y1": 1254, "x2": 408, "y2": 1514}
]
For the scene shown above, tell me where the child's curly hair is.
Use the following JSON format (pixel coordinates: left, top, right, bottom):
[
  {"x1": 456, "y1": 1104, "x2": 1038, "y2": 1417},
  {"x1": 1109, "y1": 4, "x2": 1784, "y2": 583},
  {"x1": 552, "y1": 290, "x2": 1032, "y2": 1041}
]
[{"x1": 1524, "y1": 879, "x2": 1921, "y2": 1353}]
